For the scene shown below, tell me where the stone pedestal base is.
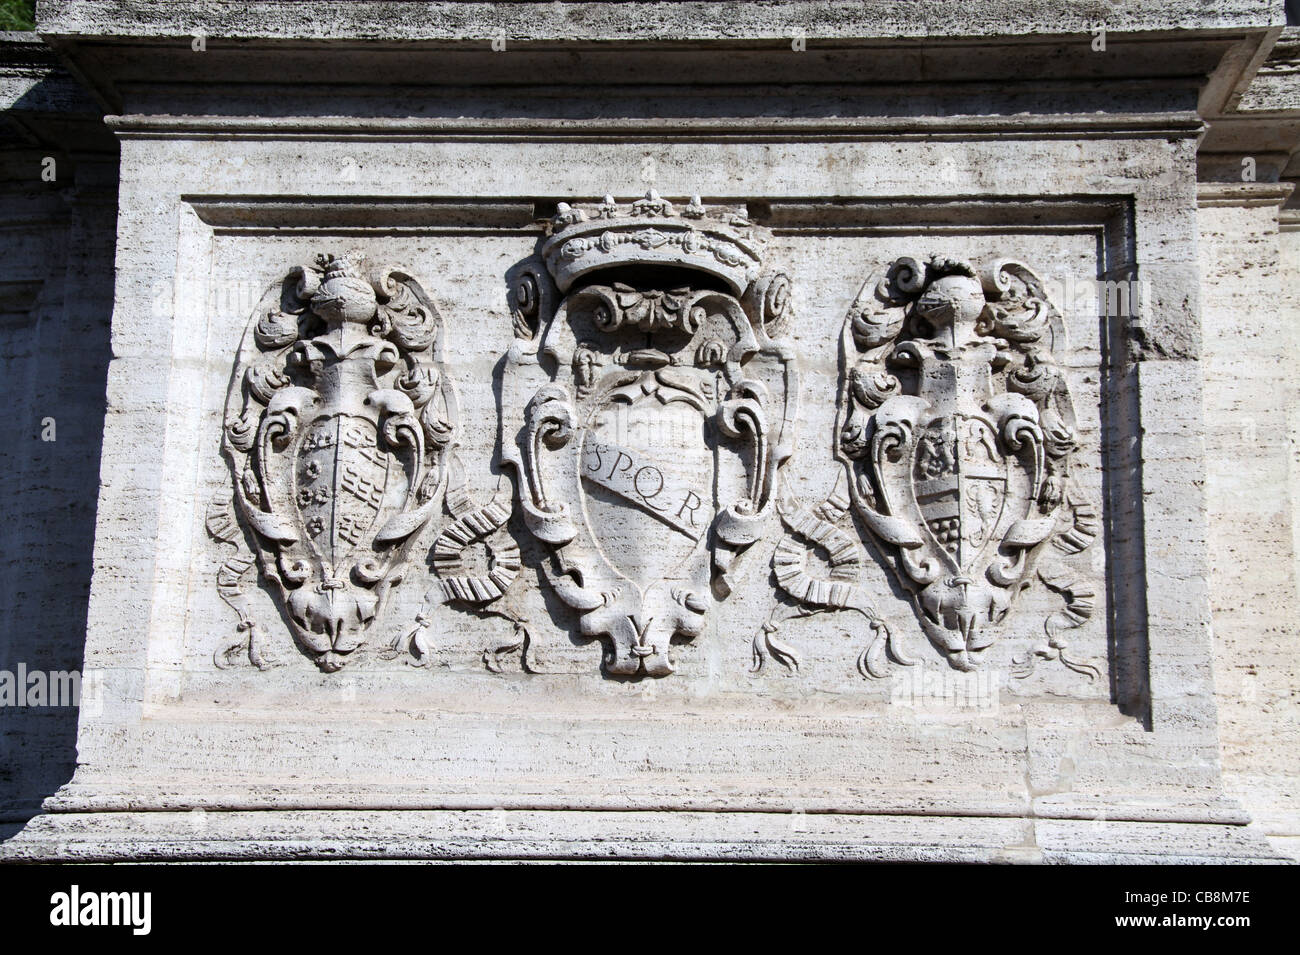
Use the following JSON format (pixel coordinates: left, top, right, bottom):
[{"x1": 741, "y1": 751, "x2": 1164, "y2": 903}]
[{"x1": 3, "y1": 806, "x2": 1287, "y2": 864}]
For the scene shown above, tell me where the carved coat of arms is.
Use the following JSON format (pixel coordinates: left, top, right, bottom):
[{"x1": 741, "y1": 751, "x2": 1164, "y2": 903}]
[
  {"x1": 500, "y1": 192, "x2": 798, "y2": 676},
  {"x1": 760, "y1": 255, "x2": 1097, "y2": 677},
  {"x1": 832, "y1": 256, "x2": 1097, "y2": 672},
  {"x1": 215, "y1": 254, "x2": 458, "y2": 671}
]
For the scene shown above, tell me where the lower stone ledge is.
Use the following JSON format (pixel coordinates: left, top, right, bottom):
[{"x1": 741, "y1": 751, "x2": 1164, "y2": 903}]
[{"x1": 0, "y1": 809, "x2": 1290, "y2": 864}]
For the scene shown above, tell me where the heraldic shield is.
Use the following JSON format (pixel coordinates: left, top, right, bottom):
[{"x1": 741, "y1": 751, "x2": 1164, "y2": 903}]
[
  {"x1": 500, "y1": 192, "x2": 798, "y2": 677},
  {"x1": 834, "y1": 256, "x2": 1097, "y2": 672},
  {"x1": 218, "y1": 254, "x2": 458, "y2": 671}
]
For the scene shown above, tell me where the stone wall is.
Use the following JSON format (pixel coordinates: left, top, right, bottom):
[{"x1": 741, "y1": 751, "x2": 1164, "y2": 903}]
[
  {"x1": 1, "y1": 2, "x2": 1297, "y2": 862},
  {"x1": 0, "y1": 32, "x2": 116, "y2": 838},
  {"x1": 1201, "y1": 194, "x2": 1300, "y2": 859}
]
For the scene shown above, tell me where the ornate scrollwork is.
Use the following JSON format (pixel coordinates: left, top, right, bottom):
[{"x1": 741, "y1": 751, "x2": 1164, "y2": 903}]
[
  {"x1": 215, "y1": 253, "x2": 462, "y2": 671},
  {"x1": 769, "y1": 254, "x2": 1099, "y2": 677},
  {"x1": 500, "y1": 192, "x2": 798, "y2": 677}
]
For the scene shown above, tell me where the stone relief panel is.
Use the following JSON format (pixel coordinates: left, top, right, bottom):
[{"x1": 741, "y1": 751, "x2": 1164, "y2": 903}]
[
  {"x1": 194, "y1": 227, "x2": 1108, "y2": 696},
  {"x1": 209, "y1": 253, "x2": 506, "y2": 671},
  {"x1": 499, "y1": 192, "x2": 798, "y2": 676},
  {"x1": 759, "y1": 255, "x2": 1100, "y2": 678}
]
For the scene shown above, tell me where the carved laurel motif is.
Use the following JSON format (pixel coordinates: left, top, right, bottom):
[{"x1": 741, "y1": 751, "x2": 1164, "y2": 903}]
[
  {"x1": 770, "y1": 255, "x2": 1098, "y2": 676},
  {"x1": 218, "y1": 254, "x2": 459, "y2": 671},
  {"x1": 500, "y1": 192, "x2": 798, "y2": 676}
]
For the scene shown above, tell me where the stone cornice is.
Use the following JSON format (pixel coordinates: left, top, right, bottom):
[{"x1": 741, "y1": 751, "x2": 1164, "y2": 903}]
[
  {"x1": 1196, "y1": 180, "x2": 1295, "y2": 207},
  {"x1": 34, "y1": 1, "x2": 1287, "y2": 43}
]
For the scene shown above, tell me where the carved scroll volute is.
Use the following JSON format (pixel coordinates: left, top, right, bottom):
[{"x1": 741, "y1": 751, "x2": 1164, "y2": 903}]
[
  {"x1": 827, "y1": 255, "x2": 1096, "y2": 673},
  {"x1": 220, "y1": 253, "x2": 458, "y2": 671},
  {"x1": 499, "y1": 192, "x2": 799, "y2": 677}
]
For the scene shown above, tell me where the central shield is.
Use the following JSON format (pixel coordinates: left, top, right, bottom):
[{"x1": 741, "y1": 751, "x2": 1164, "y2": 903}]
[
  {"x1": 912, "y1": 413, "x2": 1008, "y2": 571},
  {"x1": 580, "y1": 386, "x2": 714, "y2": 590},
  {"x1": 293, "y1": 413, "x2": 395, "y2": 573}
]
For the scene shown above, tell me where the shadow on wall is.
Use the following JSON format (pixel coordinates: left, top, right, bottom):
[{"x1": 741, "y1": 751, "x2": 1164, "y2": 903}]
[{"x1": 0, "y1": 74, "x2": 117, "y2": 839}]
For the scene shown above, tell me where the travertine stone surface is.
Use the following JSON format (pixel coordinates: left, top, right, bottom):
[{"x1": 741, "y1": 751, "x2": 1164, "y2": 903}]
[
  {"x1": 1, "y1": 2, "x2": 1298, "y2": 862},
  {"x1": 1200, "y1": 187, "x2": 1300, "y2": 861},
  {"x1": 0, "y1": 32, "x2": 117, "y2": 840},
  {"x1": 32, "y1": 1, "x2": 1287, "y2": 42}
]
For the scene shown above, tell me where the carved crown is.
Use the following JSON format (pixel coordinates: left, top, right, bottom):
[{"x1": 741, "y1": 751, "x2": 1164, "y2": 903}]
[{"x1": 541, "y1": 190, "x2": 768, "y2": 296}]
